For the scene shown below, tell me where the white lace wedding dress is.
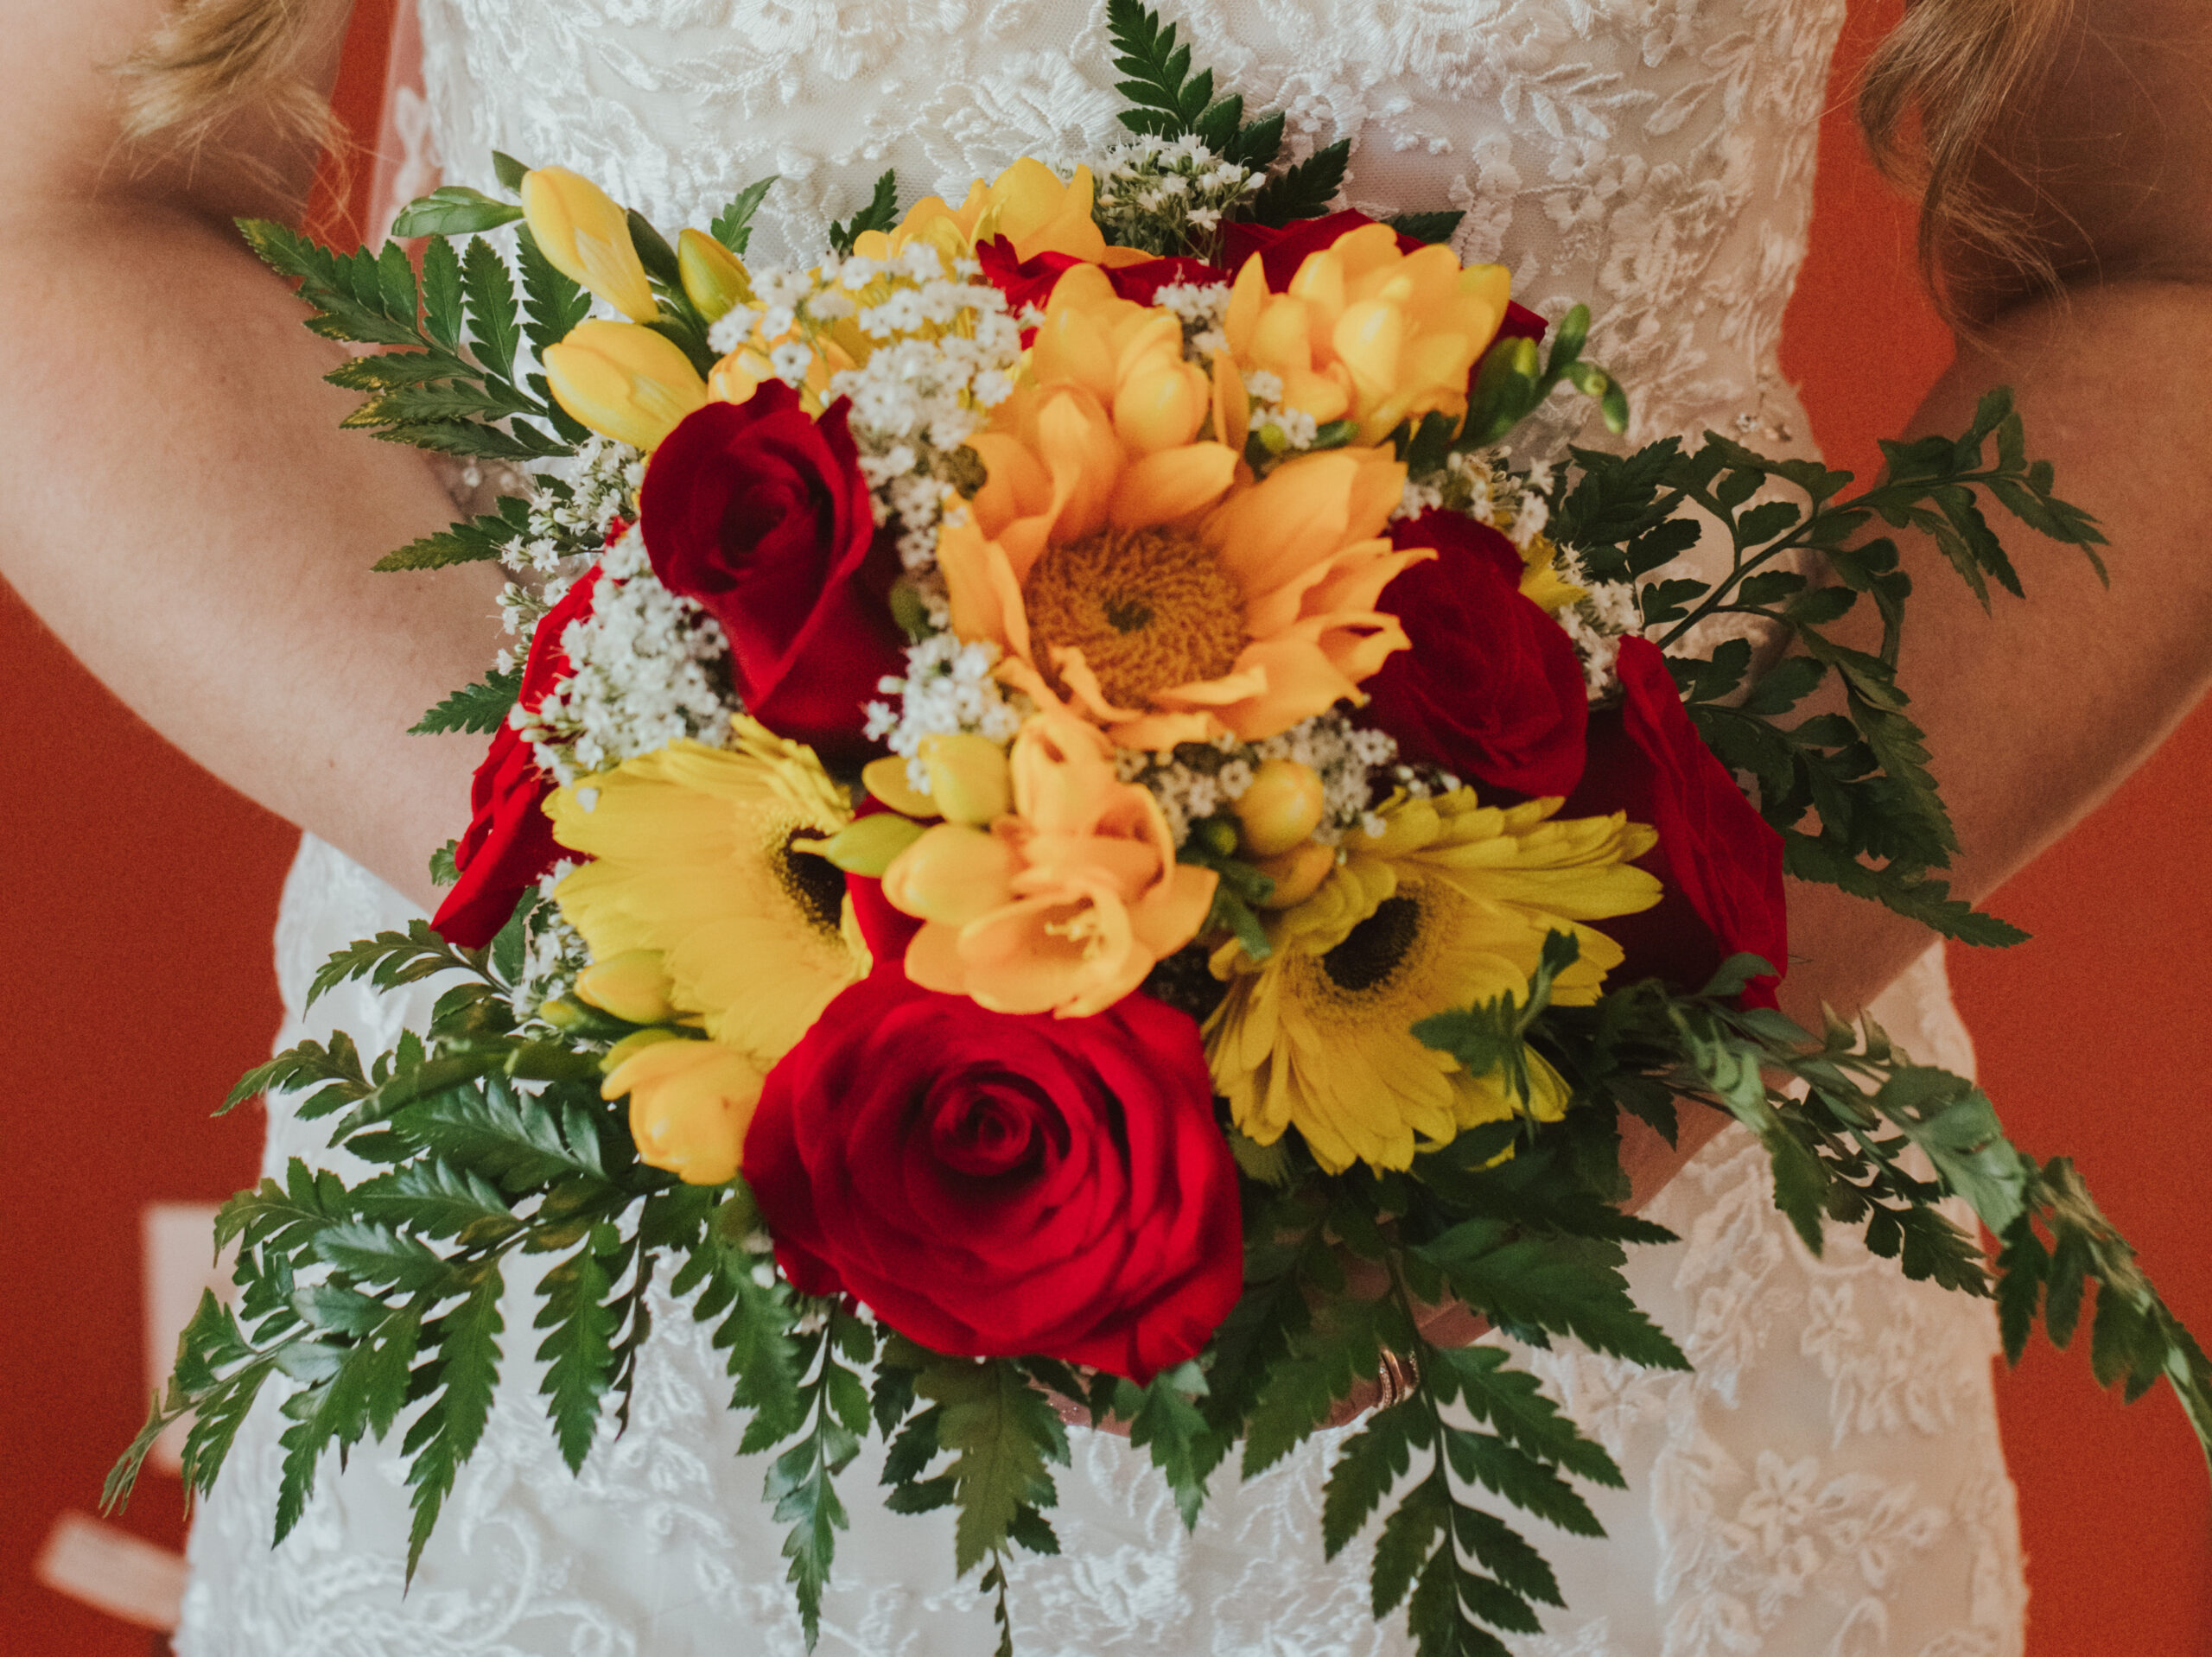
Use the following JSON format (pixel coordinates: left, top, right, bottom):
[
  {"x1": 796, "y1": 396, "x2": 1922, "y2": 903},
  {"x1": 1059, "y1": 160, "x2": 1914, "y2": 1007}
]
[{"x1": 175, "y1": 1, "x2": 2027, "y2": 1652}]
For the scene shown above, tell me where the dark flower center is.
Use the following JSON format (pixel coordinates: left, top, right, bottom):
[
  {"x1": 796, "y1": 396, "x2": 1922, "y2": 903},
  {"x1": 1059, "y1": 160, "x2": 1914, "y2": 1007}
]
[
  {"x1": 779, "y1": 828, "x2": 849, "y2": 936},
  {"x1": 1021, "y1": 525, "x2": 1245, "y2": 708},
  {"x1": 1322, "y1": 896, "x2": 1422, "y2": 993},
  {"x1": 931, "y1": 1088, "x2": 1046, "y2": 1180}
]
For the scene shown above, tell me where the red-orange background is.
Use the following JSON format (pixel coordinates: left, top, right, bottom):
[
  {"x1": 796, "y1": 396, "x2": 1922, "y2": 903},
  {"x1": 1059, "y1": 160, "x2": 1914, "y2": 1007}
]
[{"x1": 3, "y1": 3, "x2": 2204, "y2": 1651}]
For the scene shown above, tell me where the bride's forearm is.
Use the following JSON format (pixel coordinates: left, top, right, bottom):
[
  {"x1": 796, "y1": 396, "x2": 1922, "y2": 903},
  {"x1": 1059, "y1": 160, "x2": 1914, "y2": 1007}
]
[
  {"x1": 1626, "y1": 277, "x2": 2212, "y2": 1207},
  {"x1": 0, "y1": 200, "x2": 503, "y2": 911}
]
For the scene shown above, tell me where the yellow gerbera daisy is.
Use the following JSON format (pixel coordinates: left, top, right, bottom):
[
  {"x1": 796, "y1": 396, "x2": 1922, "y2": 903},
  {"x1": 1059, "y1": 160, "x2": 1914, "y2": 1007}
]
[
  {"x1": 940, "y1": 267, "x2": 1427, "y2": 752},
  {"x1": 1205, "y1": 790, "x2": 1662, "y2": 1174},
  {"x1": 545, "y1": 716, "x2": 870, "y2": 1066}
]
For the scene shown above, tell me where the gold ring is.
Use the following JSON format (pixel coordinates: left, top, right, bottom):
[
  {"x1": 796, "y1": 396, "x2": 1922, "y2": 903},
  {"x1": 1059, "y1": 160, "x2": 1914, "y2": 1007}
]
[{"x1": 1376, "y1": 1347, "x2": 1418, "y2": 1410}]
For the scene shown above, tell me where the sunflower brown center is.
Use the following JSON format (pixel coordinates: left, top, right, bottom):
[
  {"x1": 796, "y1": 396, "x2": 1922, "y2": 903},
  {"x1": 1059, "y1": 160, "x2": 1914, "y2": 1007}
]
[
  {"x1": 1020, "y1": 525, "x2": 1246, "y2": 709},
  {"x1": 1321, "y1": 895, "x2": 1422, "y2": 993},
  {"x1": 775, "y1": 825, "x2": 849, "y2": 937}
]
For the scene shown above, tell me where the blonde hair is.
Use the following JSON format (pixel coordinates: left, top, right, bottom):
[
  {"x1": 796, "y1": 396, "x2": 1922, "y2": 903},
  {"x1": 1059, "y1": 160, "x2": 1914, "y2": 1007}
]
[
  {"x1": 1859, "y1": 0, "x2": 2075, "y2": 311},
  {"x1": 118, "y1": 0, "x2": 338, "y2": 156}
]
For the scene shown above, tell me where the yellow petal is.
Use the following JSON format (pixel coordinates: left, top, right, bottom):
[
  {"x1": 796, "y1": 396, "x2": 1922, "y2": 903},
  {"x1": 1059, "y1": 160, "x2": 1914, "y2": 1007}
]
[
  {"x1": 1109, "y1": 442, "x2": 1240, "y2": 531},
  {"x1": 522, "y1": 167, "x2": 658, "y2": 323},
  {"x1": 547, "y1": 320, "x2": 708, "y2": 452},
  {"x1": 883, "y1": 822, "x2": 1020, "y2": 926}
]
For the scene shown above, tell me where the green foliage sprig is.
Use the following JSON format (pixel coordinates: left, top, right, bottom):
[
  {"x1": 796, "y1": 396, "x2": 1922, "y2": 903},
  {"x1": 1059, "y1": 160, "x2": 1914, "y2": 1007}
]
[
  {"x1": 242, "y1": 219, "x2": 585, "y2": 463},
  {"x1": 1553, "y1": 388, "x2": 2107, "y2": 944}
]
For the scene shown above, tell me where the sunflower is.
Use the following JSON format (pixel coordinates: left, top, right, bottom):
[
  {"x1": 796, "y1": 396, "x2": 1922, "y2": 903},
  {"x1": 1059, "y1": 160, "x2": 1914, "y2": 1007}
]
[
  {"x1": 545, "y1": 716, "x2": 870, "y2": 1066},
  {"x1": 939, "y1": 265, "x2": 1426, "y2": 751},
  {"x1": 1205, "y1": 790, "x2": 1662, "y2": 1174}
]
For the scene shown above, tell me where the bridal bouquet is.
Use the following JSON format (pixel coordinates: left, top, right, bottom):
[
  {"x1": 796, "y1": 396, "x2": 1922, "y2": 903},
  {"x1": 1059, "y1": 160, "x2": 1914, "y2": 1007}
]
[{"x1": 109, "y1": 5, "x2": 2209, "y2": 1652}]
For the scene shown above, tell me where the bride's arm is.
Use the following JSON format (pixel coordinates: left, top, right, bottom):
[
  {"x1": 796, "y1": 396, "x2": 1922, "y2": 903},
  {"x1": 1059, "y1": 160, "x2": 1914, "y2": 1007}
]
[
  {"x1": 1623, "y1": 0, "x2": 2212, "y2": 1200},
  {"x1": 0, "y1": 0, "x2": 502, "y2": 913}
]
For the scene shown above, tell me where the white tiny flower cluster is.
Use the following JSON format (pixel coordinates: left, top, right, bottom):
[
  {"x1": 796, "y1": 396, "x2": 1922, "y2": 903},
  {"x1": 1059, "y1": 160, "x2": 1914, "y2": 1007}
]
[
  {"x1": 1114, "y1": 713, "x2": 1405, "y2": 848},
  {"x1": 514, "y1": 861, "x2": 590, "y2": 1019},
  {"x1": 1395, "y1": 445, "x2": 1551, "y2": 550},
  {"x1": 1241, "y1": 367, "x2": 1322, "y2": 460},
  {"x1": 1151, "y1": 280, "x2": 1232, "y2": 359},
  {"x1": 518, "y1": 526, "x2": 740, "y2": 783},
  {"x1": 715, "y1": 246, "x2": 1025, "y2": 573},
  {"x1": 863, "y1": 631, "x2": 1031, "y2": 781},
  {"x1": 506, "y1": 437, "x2": 644, "y2": 575},
  {"x1": 1093, "y1": 134, "x2": 1258, "y2": 255}
]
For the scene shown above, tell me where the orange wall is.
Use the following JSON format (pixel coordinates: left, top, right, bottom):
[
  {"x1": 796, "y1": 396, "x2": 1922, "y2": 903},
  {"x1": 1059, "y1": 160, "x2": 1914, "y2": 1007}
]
[{"x1": 1, "y1": 2, "x2": 2202, "y2": 1652}]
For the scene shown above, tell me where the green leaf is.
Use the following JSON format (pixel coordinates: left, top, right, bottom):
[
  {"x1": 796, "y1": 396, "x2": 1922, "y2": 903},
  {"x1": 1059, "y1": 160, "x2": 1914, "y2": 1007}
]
[
  {"x1": 356, "y1": 1159, "x2": 523, "y2": 1248},
  {"x1": 1248, "y1": 139, "x2": 1350, "y2": 226},
  {"x1": 308, "y1": 921, "x2": 491, "y2": 1010},
  {"x1": 1123, "y1": 1363, "x2": 1220, "y2": 1529},
  {"x1": 392, "y1": 186, "x2": 526, "y2": 238},
  {"x1": 391, "y1": 1073, "x2": 612, "y2": 1193},
  {"x1": 537, "y1": 1235, "x2": 618, "y2": 1472},
  {"x1": 418, "y1": 236, "x2": 464, "y2": 351},
  {"x1": 1386, "y1": 211, "x2": 1463, "y2": 245},
  {"x1": 398, "y1": 1262, "x2": 504, "y2": 1576},
  {"x1": 492, "y1": 150, "x2": 531, "y2": 194},
  {"x1": 315, "y1": 1222, "x2": 451, "y2": 1294},
  {"x1": 517, "y1": 227, "x2": 592, "y2": 357},
  {"x1": 828, "y1": 170, "x2": 900, "y2": 257},
  {"x1": 411, "y1": 664, "x2": 524, "y2": 734},
  {"x1": 461, "y1": 235, "x2": 524, "y2": 385},
  {"x1": 710, "y1": 176, "x2": 779, "y2": 256},
  {"x1": 912, "y1": 1355, "x2": 1068, "y2": 1577}
]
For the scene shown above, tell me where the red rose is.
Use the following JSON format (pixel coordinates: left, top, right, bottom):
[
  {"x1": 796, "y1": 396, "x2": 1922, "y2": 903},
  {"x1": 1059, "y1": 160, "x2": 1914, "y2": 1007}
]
[
  {"x1": 1361, "y1": 511, "x2": 1588, "y2": 799},
  {"x1": 640, "y1": 385, "x2": 905, "y2": 766},
  {"x1": 1564, "y1": 637, "x2": 1788, "y2": 1007},
  {"x1": 743, "y1": 973, "x2": 1243, "y2": 1382},
  {"x1": 432, "y1": 566, "x2": 605, "y2": 949}
]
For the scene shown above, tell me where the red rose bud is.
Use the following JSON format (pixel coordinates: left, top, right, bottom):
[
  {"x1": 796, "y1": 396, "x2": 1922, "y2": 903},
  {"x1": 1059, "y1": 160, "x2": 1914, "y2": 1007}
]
[
  {"x1": 976, "y1": 236, "x2": 1084, "y2": 326},
  {"x1": 1564, "y1": 636, "x2": 1789, "y2": 1007},
  {"x1": 1361, "y1": 511, "x2": 1589, "y2": 800},
  {"x1": 639, "y1": 385, "x2": 906, "y2": 767},
  {"x1": 433, "y1": 565, "x2": 607, "y2": 949},
  {"x1": 742, "y1": 974, "x2": 1243, "y2": 1383}
]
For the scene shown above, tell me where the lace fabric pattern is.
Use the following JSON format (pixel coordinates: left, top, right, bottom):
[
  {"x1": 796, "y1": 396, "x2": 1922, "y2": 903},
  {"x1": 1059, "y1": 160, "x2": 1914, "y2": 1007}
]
[{"x1": 178, "y1": 1, "x2": 2024, "y2": 1650}]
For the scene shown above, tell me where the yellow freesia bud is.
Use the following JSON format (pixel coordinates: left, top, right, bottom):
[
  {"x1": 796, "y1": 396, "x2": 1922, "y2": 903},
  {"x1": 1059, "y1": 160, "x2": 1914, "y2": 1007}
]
[
  {"x1": 521, "y1": 167, "x2": 659, "y2": 323},
  {"x1": 1254, "y1": 839, "x2": 1337, "y2": 910},
  {"x1": 881, "y1": 822, "x2": 1019, "y2": 928},
  {"x1": 861, "y1": 754, "x2": 940, "y2": 819},
  {"x1": 543, "y1": 319, "x2": 708, "y2": 451},
  {"x1": 677, "y1": 228, "x2": 751, "y2": 323},
  {"x1": 917, "y1": 732, "x2": 1013, "y2": 825},
  {"x1": 1232, "y1": 759, "x2": 1328, "y2": 857},
  {"x1": 575, "y1": 948, "x2": 681, "y2": 1025},
  {"x1": 599, "y1": 1025, "x2": 690, "y2": 1073},
  {"x1": 601, "y1": 1037, "x2": 762, "y2": 1186},
  {"x1": 816, "y1": 812, "x2": 928, "y2": 877}
]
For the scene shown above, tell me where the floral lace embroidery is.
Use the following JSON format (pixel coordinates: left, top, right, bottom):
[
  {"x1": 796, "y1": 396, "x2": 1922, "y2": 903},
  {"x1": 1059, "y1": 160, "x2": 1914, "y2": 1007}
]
[{"x1": 178, "y1": 1, "x2": 2025, "y2": 1651}]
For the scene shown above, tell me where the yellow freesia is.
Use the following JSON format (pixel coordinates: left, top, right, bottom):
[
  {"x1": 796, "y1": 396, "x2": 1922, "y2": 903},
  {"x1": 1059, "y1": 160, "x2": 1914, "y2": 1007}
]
[
  {"x1": 600, "y1": 1037, "x2": 763, "y2": 1186},
  {"x1": 881, "y1": 710, "x2": 1217, "y2": 1018},
  {"x1": 521, "y1": 167, "x2": 658, "y2": 324},
  {"x1": 677, "y1": 227, "x2": 751, "y2": 323},
  {"x1": 543, "y1": 319, "x2": 708, "y2": 452},
  {"x1": 1224, "y1": 222, "x2": 1511, "y2": 445},
  {"x1": 855, "y1": 158, "x2": 1149, "y2": 270},
  {"x1": 1205, "y1": 789, "x2": 1662, "y2": 1173}
]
